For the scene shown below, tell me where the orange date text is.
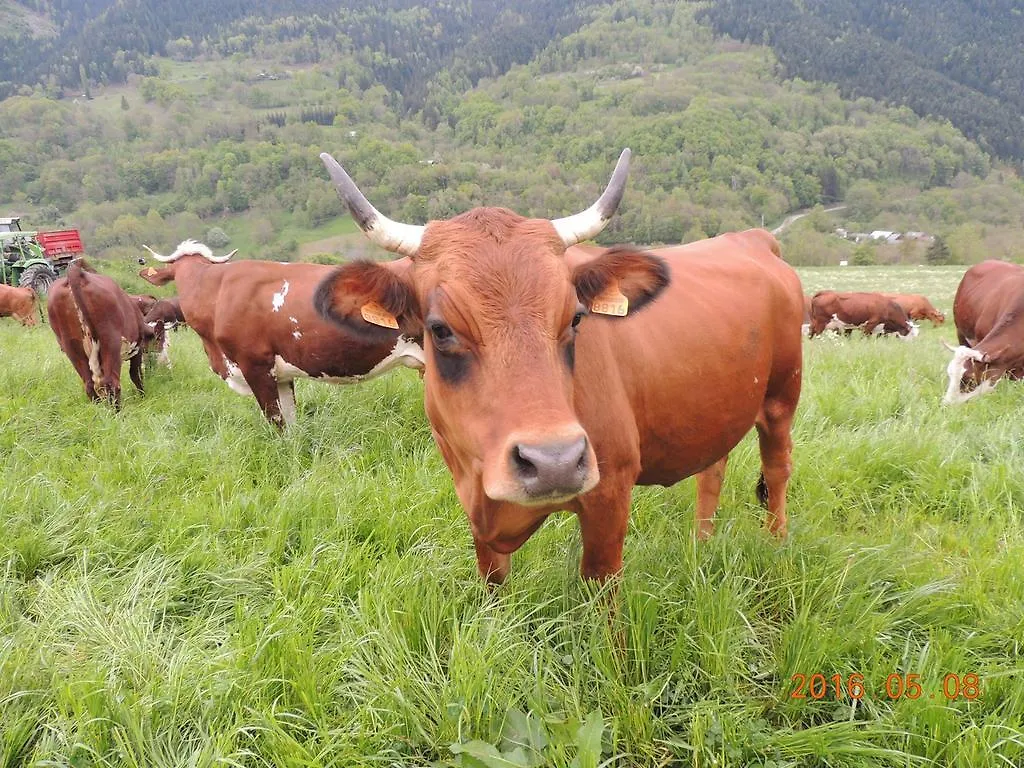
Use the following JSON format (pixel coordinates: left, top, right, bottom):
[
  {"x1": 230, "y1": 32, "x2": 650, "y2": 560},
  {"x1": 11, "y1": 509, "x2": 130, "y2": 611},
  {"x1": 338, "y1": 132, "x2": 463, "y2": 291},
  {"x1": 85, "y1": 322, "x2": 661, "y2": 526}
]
[{"x1": 789, "y1": 673, "x2": 980, "y2": 701}]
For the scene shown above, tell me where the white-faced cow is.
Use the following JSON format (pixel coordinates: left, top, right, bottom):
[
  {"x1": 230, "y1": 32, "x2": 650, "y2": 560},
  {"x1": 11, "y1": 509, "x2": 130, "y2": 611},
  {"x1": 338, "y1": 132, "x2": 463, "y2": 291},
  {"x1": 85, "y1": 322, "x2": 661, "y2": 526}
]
[
  {"x1": 139, "y1": 240, "x2": 424, "y2": 427},
  {"x1": 48, "y1": 261, "x2": 162, "y2": 408},
  {"x1": 944, "y1": 260, "x2": 1024, "y2": 404},
  {"x1": 314, "y1": 149, "x2": 804, "y2": 585}
]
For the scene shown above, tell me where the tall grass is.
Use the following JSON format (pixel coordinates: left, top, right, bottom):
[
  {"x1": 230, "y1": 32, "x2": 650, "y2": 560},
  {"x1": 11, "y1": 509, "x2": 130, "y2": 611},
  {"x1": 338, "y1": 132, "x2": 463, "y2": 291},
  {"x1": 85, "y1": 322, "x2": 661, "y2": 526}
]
[{"x1": 1, "y1": 265, "x2": 1021, "y2": 766}]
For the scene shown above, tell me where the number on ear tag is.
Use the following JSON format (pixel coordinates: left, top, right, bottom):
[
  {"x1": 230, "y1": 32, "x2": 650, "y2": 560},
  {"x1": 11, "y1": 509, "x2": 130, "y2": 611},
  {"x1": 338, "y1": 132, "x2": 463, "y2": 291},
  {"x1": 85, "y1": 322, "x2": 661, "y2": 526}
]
[
  {"x1": 361, "y1": 301, "x2": 399, "y2": 329},
  {"x1": 591, "y1": 281, "x2": 628, "y2": 316}
]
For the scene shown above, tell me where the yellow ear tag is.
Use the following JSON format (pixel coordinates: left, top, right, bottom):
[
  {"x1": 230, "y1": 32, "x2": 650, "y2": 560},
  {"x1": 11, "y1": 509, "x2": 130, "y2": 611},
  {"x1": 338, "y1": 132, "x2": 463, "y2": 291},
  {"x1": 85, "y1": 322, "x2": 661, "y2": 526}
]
[
  {"x1": 591, "y1": 281, "x2": 629, "y2": 317},
  {"x1": 361, "y1": 301, "x2": 399, "y2": 329},
  {"x1": 145, "y1": 267, "x2": 157, "y2": 276}
]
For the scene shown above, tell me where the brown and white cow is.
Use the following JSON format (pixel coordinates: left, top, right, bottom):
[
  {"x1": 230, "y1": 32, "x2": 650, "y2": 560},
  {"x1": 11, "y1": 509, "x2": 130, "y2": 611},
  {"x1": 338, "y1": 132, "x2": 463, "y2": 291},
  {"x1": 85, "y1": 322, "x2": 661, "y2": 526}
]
[
  {"x1": 881, "y1": 293, "x2": 945, "y2": 325},
  {"x1": 808, "y1": 291, "x2": 917, "y2": 339},
  {"x1": 314, "y1": 149, "x2": 804, "y2": 584},
  {"x1": 130, "y1": 294, "x2": 159, "y2": 316},
  {"x1": 944, "y1": 260, "x2": 1024, "y2": 404},
  {"x1": 48, "y1": 261, "x2": 161, "y2": 408},
  {"x1": 0, "y1": 284, "x2": 38, "y2": 327},
  {"x1": 139, "y1": 240, "x2": 424, "y2": 427},
  {"x1": 142, "y1": 297, "x2": 187, "y2": 367}
]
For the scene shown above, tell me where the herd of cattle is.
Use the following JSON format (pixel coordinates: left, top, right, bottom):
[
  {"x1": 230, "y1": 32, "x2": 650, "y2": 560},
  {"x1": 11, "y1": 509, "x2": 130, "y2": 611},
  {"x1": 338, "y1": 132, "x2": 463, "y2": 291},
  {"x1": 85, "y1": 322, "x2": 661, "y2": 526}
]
[{"x1": 0, "y1": 148, "x2": 1021, "y2": 583}]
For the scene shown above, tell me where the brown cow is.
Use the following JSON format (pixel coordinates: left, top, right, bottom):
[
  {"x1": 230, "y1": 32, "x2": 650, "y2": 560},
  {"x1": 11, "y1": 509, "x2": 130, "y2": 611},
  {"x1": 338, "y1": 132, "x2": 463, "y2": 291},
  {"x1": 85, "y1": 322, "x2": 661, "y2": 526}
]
[
  {"x1": 0, "y1": 284, "x2": 38, "y2": 327},
  {"x1": 48, "y1": 261, "x2": 161, "y2": 408},
  {"x1": 314, "y1": 149, "x2": 804, "y2": 584},
  {"x1": 944, "y1": 260, "x2": 1024, "y2": 404},
  {"x1": 130, "y1": 294, "x2": 159, "y2": 316},
  {"x1": 142, "y1": 297, "x2": 187, "y2": 367},
  {"x1": 139, "y1": 240, "x2": 424, "y2": 427},
  {"x1": 808, "y1": 291, "x2": 917, "y2": 339},
  {"x1": 881, "y1": 293, "x2": 945, "y2": 324}
]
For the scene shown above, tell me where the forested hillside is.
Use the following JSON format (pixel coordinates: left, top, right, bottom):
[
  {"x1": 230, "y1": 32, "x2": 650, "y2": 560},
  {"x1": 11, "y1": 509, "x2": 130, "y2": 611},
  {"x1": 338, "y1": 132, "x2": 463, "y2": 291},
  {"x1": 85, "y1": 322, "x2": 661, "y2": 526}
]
[
  {"x1": 1, "y1": 0, "x2": 1022, "y2": 267},
  {"x1": 701, "y1": 0, "x2": 1024, "y2": 162},
  {"x1": 0, "y1": 0, "x2": 610, "y2": 108}
]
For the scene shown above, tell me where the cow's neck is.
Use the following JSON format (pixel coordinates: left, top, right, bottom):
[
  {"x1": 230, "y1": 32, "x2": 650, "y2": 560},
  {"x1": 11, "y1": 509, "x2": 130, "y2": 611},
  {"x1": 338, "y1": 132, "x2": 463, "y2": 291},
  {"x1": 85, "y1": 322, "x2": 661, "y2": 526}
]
[{"x1": 172, "y1": 256, "x2": 218, "y2": 301}]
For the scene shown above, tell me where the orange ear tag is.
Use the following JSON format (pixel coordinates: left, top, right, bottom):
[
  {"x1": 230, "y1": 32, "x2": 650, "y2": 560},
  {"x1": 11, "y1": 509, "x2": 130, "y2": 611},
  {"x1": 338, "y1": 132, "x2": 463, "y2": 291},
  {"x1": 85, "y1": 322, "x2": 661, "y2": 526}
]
[
  {"x1": 591, "y1": 281, "x2": 629, "y2": 317},
  {"x1": 145, "y1": 267, "x2": 158, "y2": 276},
  {"x1": 361, "y1": 301, "x2": 399, "y2": 329}
]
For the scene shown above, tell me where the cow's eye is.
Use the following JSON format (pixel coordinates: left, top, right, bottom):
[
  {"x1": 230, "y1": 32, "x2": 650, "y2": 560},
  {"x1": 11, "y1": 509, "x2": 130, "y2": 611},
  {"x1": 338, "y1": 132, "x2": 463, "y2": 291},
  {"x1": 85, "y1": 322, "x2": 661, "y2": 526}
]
[
  {"x1": 429, "y1": 321, "x2": 456, "y2": 349},
  {"x1": 571, "y1": 310, "x2": 586, "y2": 329}
]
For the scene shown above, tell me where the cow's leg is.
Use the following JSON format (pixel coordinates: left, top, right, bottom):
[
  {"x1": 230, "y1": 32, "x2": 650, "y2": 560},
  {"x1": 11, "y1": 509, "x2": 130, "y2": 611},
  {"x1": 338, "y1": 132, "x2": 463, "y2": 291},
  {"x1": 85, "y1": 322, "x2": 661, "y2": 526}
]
[
  {"x1": 238, "y1": 362, "x2": 288, "y2": 428},
  {"x1": 64, "y1": 339, "x2": 99, "y2": 401},
  {"x1": 576, "y1": 481, "x2": 633, "y2": 581},
  {"x1": 277, "y1": 380, "x2": 297, "y2": 427},
  {"x1": 859, "y1": 317, "x2": 881, "y2": 336},
  {"x1": 694, "y1": 456, "x2": 729, "y2": 540},
  {"x1": 201, "y1": 338, "x2": 229, "y2": 378},
  {"x1": 129, "y1": 353, "x2": 144, "y2": 394},
  {"x1": 95, "y1": 333, "x2": 123, "y2": 409},
  {"x1": 754, "y1": 394, "x2": 798, "y2": 538},
  {"x1": 473, "y1": 537, "x2": 511, "y2": 586}
]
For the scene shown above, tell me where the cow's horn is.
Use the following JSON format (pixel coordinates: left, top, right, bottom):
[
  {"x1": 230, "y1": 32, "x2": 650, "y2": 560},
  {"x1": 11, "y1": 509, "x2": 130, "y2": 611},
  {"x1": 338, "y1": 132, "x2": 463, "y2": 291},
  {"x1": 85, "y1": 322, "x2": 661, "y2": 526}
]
[
  {"x1": 211, "y1": 249, "x2": 237, "y2": 263},
  {"x1": 551, "y1": 148, "x2": 631, "y2": 247},
  {"x1": 941, "y1": 340, "x2": 958, "y2": 352},
  {"x1": 142, "y1": 244, "x2": 172, "y2": 262},
  {"x1": 320, "y1": 152, "x2": 424, "y2": 257}
]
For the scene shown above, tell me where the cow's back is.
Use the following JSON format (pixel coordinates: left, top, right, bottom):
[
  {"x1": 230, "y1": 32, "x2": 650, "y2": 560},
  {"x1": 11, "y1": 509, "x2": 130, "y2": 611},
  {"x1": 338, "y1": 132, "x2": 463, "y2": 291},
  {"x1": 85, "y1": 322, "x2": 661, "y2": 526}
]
[
  {"x1": 573, "y1": 229, "x2": 802, "y2": 486},
  {"x1": 954, "y1": 261, "x2": 1024, "y2": 346}
]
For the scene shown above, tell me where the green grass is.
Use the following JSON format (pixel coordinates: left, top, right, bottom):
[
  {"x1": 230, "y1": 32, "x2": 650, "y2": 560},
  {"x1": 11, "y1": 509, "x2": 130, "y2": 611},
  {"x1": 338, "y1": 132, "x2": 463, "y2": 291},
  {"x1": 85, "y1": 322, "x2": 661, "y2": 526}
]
[{"x1": 1, "y1": 265, "x2": 1022, "y2": 766}]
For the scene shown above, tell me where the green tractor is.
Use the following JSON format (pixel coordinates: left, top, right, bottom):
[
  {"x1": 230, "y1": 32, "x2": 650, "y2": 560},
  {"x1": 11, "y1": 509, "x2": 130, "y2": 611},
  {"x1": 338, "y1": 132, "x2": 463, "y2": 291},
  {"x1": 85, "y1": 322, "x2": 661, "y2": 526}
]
[{"x1": 0, "y1": 216, "x2": 84, "y2": 294}]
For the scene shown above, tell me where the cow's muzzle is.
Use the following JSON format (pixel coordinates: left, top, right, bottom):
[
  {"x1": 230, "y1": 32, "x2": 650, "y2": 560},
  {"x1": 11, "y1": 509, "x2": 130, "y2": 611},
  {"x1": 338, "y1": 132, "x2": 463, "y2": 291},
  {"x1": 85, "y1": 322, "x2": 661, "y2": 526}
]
[{"x1": 509, "y1": 434, "x2": 593, "y2": 502}]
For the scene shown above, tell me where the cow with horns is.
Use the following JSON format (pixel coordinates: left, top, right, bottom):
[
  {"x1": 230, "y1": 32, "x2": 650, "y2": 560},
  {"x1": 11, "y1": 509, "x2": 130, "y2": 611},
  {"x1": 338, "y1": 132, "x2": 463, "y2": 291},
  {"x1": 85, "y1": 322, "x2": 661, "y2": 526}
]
[
  {"x1": 314, "y1": 148, "x2": 804, "y2": 585},
  {"x1": 138, "y1": 240, "x2": 424, "y2": 426}
]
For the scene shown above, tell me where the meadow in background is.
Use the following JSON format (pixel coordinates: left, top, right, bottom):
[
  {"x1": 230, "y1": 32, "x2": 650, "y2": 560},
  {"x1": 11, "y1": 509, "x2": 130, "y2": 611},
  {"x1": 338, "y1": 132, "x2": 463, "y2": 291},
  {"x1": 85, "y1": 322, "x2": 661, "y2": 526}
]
[{"x1": 1, "y1": 264, "x2": 1022, "y2": 766}]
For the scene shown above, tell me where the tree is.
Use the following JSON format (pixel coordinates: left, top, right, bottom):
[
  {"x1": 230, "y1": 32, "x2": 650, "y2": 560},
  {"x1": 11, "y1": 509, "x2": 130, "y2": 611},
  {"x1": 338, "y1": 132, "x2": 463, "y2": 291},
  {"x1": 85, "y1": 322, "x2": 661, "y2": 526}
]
[
  {"x1": 851, "y1": 243, "x2": 876, "y2": 266},
  {"x1": 120, "y1": 95, "x2": 129, "y2": 111},
  {"x1": 925, "y1": 236, "x2": 953, "y2": 265}
]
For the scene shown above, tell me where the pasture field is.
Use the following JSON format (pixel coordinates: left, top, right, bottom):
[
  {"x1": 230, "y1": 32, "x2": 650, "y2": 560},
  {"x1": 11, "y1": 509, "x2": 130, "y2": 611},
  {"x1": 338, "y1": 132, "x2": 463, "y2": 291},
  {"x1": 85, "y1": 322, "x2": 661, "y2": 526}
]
[{"x1": 1, "y1": 264, "x2": 1023, "y2": 767}]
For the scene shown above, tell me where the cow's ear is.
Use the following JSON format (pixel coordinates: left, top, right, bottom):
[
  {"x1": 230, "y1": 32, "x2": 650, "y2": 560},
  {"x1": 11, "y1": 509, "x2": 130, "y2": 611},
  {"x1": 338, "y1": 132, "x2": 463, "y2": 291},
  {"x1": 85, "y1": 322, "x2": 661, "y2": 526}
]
[
  {"x1": 139, "y1": 266, "x2": 175, "y2": 286},
  {"x1": 314, "y1": 258, "x2": 422, "y2": 339},
  {"x1": 571, "y1": 246, "x2": 669, "y2": 315}
]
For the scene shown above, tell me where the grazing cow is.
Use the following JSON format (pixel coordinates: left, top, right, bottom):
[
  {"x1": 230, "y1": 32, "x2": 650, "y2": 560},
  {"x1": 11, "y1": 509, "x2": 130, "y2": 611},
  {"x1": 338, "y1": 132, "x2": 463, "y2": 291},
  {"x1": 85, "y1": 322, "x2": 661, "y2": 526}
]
[
  {"x1": 808, "y1": 291, "x2": 917, "y2": 339},
  {"x1": 48, "y1": 261, "x2": 161, "y2": 408},
  {"x1": 130, "y1": 294, "x2": 159, "y2": 316},
  {"x1": 881, "y1": 293, "x2": 945, "y2": 325},
  {"x1": 944, "y1": 260, "x2": 1024, "y2": 404},
  {"x1": 139, "y1": 240, "x2": 424, "y2": 427},
  {"x1": 143, "y1": 297, "x2": 187, "y2": 367},
  {"x1": 0, "y1": 284, "x2": 38, "y2": 327},
  {"x1": 314, "y1": 148, "x2": 804, "y2": 584}
]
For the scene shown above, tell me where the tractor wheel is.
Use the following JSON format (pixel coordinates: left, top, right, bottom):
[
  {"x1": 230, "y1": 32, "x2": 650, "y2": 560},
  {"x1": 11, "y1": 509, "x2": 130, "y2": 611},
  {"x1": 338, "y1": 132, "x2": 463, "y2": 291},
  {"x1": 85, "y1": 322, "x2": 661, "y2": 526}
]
[{"x1": 19, "y1": 263, "x2": 58, "y2": 295}]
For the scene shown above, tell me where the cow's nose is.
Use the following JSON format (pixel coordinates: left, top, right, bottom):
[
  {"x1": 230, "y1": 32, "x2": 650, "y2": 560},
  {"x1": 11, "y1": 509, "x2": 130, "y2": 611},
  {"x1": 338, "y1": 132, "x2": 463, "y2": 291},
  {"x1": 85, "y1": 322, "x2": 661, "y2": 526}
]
[{"x1": 511, "y1": 436, "x2": 590, "y2": 498}]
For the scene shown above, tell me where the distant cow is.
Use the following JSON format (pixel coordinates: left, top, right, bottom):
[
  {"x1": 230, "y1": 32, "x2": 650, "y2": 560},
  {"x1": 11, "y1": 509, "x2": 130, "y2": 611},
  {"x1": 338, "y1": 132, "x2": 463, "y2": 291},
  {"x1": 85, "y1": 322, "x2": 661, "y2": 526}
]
[
  {"x1": 48, "y1": 261, "x2": 161, "y2": 408},
  {"x1": 944, "y1": 260, "x2": 1024, "y2": 404},
  {"x1": 315, "y1": 148, "x2": 804, "y2": 585},
  {"x1": 0, "y1": 284, "x2": 38, "y2": 327},
  {"x1": 809, "y1": 291, "x2": 917, "y2": 339},
  {"x1": 142, "y1": 297, "x2": 187, "y2": 367},
  {"x1": 139, "y1": 240, "x2": 424, "y2": 427},
  {"x1": 130, "y1": 294, "x2": 159, "y2": 316},
  {"x1": 143, "y1": 297, "x2": 186, "y2": 330},
  {"x1": 881, "y1": 293, "x2": 945, "y2": 325}
]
